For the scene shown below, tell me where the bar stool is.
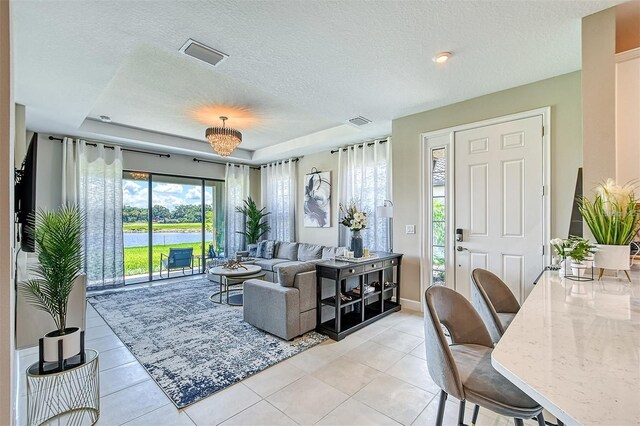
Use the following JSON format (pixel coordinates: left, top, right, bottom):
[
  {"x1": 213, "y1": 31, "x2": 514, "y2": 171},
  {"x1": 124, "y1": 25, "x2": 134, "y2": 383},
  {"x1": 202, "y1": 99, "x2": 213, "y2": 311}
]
[
  {"x1": 423, "y1": 285, "x2": 545, "y2": 426},
  {"x1": 470, "y1": 268, "x2": 520, "y2": 344}
]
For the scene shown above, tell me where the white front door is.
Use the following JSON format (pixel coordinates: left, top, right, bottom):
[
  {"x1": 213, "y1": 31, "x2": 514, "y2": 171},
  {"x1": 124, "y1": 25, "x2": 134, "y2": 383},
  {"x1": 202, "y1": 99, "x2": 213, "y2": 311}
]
[{"x1": 453, "y1": 115, "x2": 544, "y2": 302}]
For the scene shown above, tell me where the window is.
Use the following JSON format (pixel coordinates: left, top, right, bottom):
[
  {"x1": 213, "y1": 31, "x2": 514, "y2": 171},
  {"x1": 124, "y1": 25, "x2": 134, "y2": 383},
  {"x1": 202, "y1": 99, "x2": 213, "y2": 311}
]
[
  {"x1": 338, "y1": 140, "x2": 392, "y2": 251},
  {"x1": 431, "y1": 147, "x2": 447, "y2": 285},
  {"x1": 261, "y1": 160, "x2": 297, "y2": 242},
  {"x1": 122, "y1": 171, "x2": 224, "y2": 284}
]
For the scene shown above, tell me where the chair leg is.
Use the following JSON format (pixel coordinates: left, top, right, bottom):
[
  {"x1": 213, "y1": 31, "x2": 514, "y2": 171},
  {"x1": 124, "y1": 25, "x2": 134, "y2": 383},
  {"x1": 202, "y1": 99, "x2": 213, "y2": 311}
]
[
  {"x1": 457, "y1": 400, "x2": 465, "y2": 426},
  {"x1": 514, "y1": 419, "x2": 524, "y2": 426},
  {"x1": 471, "y1": 405, "x2": 480, "y2": 425},
  {"x1": 435, "y1": 390, "x2": 447, "y2": 426},
  {"x1": 536, "y1": 412, "x2": 545, "y2": 426}
]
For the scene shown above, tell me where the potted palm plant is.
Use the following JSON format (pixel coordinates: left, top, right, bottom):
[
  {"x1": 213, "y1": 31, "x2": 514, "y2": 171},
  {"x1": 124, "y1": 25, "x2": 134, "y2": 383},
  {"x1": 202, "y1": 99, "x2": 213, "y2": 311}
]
[
  {"x1": 236, "y1": 197, "x2": 271, "y2": 251},
  {"x1": 579, "y1": 179, "x2": 639, "y2": 276},
  {"x1": 20, "y1": 206, "x2": 85, "y2": 362}
]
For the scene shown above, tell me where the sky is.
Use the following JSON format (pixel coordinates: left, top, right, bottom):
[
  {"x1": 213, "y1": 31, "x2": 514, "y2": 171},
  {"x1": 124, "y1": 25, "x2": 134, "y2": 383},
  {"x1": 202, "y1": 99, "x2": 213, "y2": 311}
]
[{"x1": 123, "y1": 180, "x2": 214, "y2": 209}]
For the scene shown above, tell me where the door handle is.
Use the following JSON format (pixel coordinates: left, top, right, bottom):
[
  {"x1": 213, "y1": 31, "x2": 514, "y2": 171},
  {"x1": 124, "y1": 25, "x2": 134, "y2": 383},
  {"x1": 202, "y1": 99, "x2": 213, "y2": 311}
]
[{"x1": 456, "y1": 246, "x2": 469, "y2": 252}]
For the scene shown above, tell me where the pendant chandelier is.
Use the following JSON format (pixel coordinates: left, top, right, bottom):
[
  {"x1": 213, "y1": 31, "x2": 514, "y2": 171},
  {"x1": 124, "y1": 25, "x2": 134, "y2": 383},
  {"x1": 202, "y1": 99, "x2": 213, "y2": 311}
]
[{"x1": 205, "y1": 116, "x2": 242, "y2": 157}]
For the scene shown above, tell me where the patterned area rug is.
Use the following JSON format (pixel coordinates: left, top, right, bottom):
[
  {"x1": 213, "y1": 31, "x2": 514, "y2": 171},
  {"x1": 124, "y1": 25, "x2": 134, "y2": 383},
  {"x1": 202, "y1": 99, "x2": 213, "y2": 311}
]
[{"x1": 88, "y1": 278, "x2": 327, "y2": 408}]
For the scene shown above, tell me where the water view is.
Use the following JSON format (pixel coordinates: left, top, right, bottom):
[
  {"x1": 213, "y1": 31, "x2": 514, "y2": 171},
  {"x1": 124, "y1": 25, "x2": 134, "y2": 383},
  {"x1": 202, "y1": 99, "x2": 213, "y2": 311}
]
[{"x1": 124, "y1": 231, "x2": 204, "y2": 248}]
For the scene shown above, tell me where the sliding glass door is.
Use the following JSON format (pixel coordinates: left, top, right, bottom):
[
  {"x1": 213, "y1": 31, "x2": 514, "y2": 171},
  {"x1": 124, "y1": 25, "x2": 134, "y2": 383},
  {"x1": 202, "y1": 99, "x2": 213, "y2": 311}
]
[{"x1": 122, "y1": 171, "x2": 224, "y2": 284}]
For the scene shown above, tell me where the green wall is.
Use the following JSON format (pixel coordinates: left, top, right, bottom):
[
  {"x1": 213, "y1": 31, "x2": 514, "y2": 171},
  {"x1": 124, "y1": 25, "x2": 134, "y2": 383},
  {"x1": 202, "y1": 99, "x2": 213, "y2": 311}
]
[{"x1": 391, "y1": 71, "x2": 583, "y2": 302}]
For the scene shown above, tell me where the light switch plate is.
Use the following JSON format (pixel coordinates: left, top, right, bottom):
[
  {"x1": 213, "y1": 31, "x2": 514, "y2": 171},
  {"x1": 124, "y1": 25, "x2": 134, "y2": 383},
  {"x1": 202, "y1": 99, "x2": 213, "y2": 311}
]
[{"x1": 406, "y1": 225, "x2": 416, "y2": 234}]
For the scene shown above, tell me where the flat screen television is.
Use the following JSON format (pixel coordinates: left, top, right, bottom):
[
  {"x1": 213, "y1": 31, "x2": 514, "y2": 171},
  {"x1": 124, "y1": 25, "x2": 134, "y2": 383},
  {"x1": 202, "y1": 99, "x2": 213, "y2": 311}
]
[{"x1": 15, "y1": 132, "x2": 37, "y2": 252}]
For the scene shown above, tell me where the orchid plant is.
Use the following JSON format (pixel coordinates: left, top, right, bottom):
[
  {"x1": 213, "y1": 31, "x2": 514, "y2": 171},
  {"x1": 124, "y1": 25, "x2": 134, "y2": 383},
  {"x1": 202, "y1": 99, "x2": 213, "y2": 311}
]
[
  {"x1": 339, "y1": 201, "x2": 368, "y2": 232},
  {"x1": 579, "y1": 179, "x2": 640, "y2": 246}
]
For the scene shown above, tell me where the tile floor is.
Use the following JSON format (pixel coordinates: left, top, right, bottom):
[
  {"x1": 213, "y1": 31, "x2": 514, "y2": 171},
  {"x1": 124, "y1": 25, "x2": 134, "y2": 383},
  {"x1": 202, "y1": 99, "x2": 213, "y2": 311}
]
[{"x1": 16, "y1": 304, "x2": 548, "y2": 426}]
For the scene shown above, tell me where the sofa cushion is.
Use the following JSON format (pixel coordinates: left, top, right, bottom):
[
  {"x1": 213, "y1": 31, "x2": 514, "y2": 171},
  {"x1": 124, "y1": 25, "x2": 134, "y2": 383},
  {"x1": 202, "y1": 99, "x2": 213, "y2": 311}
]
[
  {"x1": 257, "y1": 240, "x2": 277, "y2": 259},
  {"x1": 322, "y1": 246, "x2": 348, "y2": 260},
  {"x1": 297, "y1": 243, "x2": 323, "y2": 261},
  {"x1": 254, "y1": 258, "x2": 289, "y2": 272},
  {"x1": 276, "y1": 242, "x2": 299, "y2": 260},
  {"x1": 277, "y1": 262, "x2": 317, "y2": 287},
  {"x1": 272, "y1": 260, "x2": 306, "y2": 274}
]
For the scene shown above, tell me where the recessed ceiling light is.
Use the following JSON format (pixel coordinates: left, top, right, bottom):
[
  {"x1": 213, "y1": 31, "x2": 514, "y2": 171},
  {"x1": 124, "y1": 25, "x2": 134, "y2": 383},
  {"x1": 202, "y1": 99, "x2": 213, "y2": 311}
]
[
  {"x1": 433, "y1": 52, "x2": 452, "y2": 64},
  {"x1": 99, "y1": 115, "x2": 112, "y2": 123}
]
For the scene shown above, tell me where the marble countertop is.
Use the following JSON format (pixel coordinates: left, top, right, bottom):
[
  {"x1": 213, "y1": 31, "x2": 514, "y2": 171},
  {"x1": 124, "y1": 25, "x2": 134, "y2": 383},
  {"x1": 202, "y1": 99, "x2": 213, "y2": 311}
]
[{"x1": 491, "y1": 269, "x2": 640, "y2": 426}]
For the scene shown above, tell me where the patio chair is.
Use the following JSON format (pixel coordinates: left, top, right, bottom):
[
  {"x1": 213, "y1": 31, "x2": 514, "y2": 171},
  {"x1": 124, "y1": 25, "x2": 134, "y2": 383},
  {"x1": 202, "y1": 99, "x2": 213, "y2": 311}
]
[{"x1": 160, "y1": 248, "x2": 194, "y2": 278}]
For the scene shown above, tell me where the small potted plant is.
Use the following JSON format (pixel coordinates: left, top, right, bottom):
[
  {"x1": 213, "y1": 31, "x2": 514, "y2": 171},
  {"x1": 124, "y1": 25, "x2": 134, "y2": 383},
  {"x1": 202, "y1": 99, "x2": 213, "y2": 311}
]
[
  {"x1": 20, "y1": 206, "x2": 85, "y2": 363},
  {"x1": 566, "y1": 236, "x2": 596, "y2": 277},
  {"x1": 339, "y1": 201, "x2": 368, "y2": 258},
  {"x1": 236, "y1": 197, "x2": 270, "y2": 255},
  {"x1": 579, "y1": 179, "x2": 639, "y2": 276}
]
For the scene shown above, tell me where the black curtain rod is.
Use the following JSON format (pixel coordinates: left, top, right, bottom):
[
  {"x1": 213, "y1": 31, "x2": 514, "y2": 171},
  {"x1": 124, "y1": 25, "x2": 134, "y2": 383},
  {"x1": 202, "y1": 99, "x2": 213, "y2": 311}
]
[
  {"x1": 330, "y1": 138, "x2": 388, "y2": 154},
  {"x1": 261, "y1": 158, "x2": 299, "y2": 168},
  {"x1": 193, "y1": 157, "x2": 260, "y2": 170},
  {"x1": 48, "y1": 136, "x2": 170, "y2": 158}
]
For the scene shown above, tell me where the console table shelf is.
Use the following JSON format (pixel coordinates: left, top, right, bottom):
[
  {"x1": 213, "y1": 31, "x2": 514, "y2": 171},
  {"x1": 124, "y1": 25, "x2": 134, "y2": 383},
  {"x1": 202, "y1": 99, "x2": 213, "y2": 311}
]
[{"x1": 315, "y1": 253, "x2": 402, "y2": 340}]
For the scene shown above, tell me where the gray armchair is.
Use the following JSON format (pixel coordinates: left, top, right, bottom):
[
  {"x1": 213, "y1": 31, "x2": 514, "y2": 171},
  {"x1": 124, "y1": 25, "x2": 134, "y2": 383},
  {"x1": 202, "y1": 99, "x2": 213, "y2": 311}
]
[
  {"x1": 423, "y1": 285, "x2": 544, "y2": 426},
  {"x1": 243, "y1": 263, "x2": 317, "y2": 340},
  {"x1": 470, "y1": 268, "x2": 520, "y2": 343}
]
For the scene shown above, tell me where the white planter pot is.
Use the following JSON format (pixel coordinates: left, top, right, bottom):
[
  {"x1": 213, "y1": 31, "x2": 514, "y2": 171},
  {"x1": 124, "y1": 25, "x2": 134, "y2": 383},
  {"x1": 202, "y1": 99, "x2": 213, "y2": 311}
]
[
  {"x1": 594, "y1": 244, "x2": 630, "y2": 271},
  {"x1": 559, "y1": 257, "x2": 572, "y2": 277},
  {"x1": 571, "y1": 262, "x2": 587, "y2": 277},
  {"x1": 43, "y1": 327, "x2": 81, "y2": 362}
]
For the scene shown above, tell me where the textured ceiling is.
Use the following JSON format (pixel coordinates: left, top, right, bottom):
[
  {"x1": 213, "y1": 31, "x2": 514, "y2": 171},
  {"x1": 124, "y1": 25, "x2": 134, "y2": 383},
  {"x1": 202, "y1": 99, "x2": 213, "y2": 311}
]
[{"x1": 12, "y1": 0, "x2": 620, "y2": 163}]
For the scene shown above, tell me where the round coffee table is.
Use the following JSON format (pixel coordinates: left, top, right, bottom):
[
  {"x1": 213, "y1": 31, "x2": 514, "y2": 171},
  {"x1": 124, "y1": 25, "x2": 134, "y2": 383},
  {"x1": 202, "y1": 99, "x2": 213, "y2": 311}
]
[{"x1": 209, "y1": 264, "x2": 264, "y2": 306}]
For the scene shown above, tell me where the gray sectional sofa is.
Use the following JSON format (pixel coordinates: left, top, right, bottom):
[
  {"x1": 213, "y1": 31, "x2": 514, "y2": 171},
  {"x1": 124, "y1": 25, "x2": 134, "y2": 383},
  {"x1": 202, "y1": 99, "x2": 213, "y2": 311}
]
[
  {"x1": 241, "y1": 241, "x2": 346, "y2": 340},
  {"x1": 239, "y1": 241, "x2": 346, "y2": 282}
]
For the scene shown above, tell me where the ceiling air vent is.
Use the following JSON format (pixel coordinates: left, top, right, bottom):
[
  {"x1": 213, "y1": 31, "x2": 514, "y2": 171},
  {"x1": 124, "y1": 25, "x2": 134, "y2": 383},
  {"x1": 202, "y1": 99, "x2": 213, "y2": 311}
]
[
  {"x1": 349, "y1": 116, "x2": 372, "y2": 126},
  {"x1": 180, "y1": 39, "x2": 228, "y2": 67}
]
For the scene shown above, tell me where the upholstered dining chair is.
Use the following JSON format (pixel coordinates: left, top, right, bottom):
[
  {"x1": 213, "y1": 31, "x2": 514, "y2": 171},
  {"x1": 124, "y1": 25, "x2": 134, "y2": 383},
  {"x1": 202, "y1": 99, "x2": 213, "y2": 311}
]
[
  {"x1": 470, "y1": 268, "x2": 520, "y2": 344},
  {"x1": 423, "y1": 285, "x2": 545, "y2": 426}
]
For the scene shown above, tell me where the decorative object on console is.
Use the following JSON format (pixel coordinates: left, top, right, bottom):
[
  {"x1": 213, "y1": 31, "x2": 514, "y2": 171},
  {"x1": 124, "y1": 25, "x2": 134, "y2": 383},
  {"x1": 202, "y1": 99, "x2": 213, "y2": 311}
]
[
  {"x1": 339, "y1": 200, "x2": 367, "y2": 258},
  {"x1": 206, "y1": 116, "x2": 242, "y2": 157},
  {"x1": 235, "y1": 196, "x2": 271, "y2": 245},
  {"x1": 376, "y1": 200, "x2": 394, "y2": 252},
  {"x1": 304, "y1": 168, "x2": 331, "y2": 228},
  {"x1": 579, "y1": 179, "x2": 639, "y2": 280},
  {"x1": 19, "y1": 206, "x2": 86, "y2": 372}
]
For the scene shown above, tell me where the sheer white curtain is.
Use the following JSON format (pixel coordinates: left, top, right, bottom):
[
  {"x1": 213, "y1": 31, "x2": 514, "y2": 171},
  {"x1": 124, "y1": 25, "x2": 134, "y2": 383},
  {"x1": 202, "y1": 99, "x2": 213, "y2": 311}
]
[
  {"x1": 225, "y1": 164, "x2": 250, "y2": 256},
  {"x1": 261, "y1": 160, "x2": 297, "y2": 242},
  {"x1": 62, "y1": 138, "x2": 124, "y2": 289},
  {"x1": 337, "y1": 139, "x2": 392, "y2": 251}
]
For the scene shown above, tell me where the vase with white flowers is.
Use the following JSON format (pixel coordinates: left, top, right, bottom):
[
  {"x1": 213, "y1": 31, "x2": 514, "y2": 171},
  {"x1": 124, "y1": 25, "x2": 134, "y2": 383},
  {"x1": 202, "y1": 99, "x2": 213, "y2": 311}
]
[
  {"x1": 339, "y1": 201, "x2": 368, "y2": 258},
  {"x1": 551, "y1": 238, "x2": 572, "y2": 277},
  {"x1": 579, "y1": 179, "x2": 639, "y2": 279}
]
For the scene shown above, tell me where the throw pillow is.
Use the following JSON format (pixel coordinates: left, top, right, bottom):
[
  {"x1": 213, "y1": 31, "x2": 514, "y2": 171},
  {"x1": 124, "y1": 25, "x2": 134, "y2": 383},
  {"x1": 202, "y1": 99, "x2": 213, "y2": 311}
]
[
  {"x1": 263, "y1": 240, "x2": 276, "y2": 259},
  {"x1": 297, "y1": 243, "x2": 323, "y2": 261},
  {"x1": 278, "y1": 262, "x2": 317, "y2": 287},
  {"x1": 247, "y1": 244, "x2": 258, "y2": 258},
  {"x1": 322, "y1": 246, "x2": 338, "y2": 260},
  {"x1": 277, "y1": 242, "x2": 299, "y2": 260},
  {"x1": 256, "y1": 241, "x2": 267, "y2": 258}
]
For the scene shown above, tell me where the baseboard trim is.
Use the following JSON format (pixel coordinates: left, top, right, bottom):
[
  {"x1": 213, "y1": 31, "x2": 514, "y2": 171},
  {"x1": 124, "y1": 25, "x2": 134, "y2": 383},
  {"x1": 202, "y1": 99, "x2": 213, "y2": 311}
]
[{"x1": 400, "y1": 297, "x2": 422, "y2": 312}]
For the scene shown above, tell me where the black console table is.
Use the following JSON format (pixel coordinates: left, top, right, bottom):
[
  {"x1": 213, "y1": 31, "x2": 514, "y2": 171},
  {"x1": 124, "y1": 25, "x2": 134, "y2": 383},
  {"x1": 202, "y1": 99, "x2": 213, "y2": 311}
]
[{"x1": 315, "y1": 253, "x2": 402, "y2": 340}]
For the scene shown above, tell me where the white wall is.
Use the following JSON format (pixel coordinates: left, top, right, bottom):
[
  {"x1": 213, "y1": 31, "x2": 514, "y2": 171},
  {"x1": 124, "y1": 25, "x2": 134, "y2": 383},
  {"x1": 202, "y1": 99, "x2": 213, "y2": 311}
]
[
  {"x1": 296, "y1": 150, "x2": 340, "y2": 246},
  {"x1": 615, "y1": 50, "x2": 640, "y2": 193},
  {"x1": 0, "y1": 0, "x2": 16, "y2": 422},
  {"x1": 582, "y1": 8, "x2": 617, "y2": 191}
]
